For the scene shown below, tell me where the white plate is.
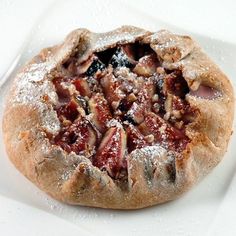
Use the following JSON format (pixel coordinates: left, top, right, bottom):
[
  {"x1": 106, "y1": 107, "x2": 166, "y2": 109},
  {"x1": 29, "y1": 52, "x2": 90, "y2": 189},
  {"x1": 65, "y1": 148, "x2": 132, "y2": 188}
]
[{"x1": 0, "y1": 0, "x2": 236, "y2": 235}]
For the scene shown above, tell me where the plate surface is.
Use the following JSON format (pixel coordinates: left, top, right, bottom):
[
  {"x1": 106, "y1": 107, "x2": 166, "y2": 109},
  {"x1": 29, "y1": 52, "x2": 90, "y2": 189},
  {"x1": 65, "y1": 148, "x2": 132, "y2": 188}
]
[{"x1": 0, "y1": 0, "x2": 235, "y2": 235}]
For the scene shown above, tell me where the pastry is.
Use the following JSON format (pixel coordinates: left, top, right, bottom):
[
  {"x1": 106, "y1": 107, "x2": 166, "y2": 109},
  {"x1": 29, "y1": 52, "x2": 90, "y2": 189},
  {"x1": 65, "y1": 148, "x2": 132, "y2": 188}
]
[{"x1": 3, "y1": 26, "x2": 234, "y2": 209}]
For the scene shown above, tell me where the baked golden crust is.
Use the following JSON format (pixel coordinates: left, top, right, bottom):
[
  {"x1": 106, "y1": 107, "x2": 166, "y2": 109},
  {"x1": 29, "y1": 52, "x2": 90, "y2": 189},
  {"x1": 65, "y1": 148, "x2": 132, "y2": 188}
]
[{"x1": 2, "y1": 26, "x2": 234, "y2": 209}]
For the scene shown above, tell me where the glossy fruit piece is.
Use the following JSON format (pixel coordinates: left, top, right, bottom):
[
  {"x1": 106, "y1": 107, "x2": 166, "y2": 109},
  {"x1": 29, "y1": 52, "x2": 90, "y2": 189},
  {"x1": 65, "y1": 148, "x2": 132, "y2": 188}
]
[
  {"x1": 55, "y1": 117, "x2": 97, "y2": 156},
  {"x1": 93, "y1": 127, "x2": 127, "y2": 178},
  {"x1": 139, "y1": 112, "x2": 189, "y2": 152},
  {"x1": 133, "y1": 54, "x2": 159, "y2": 76},
  {"x1": 126, "y1": 124, "x2": 148, "y2": 152},
  {"x1": 88, "y1": 93, "x2": 112, "y2": 133},
  {"x1": 73, "y1": 77, "x2": 92, "y2": 97},
  {"x1": 56, "y1": 99, "x2": 79, "y2": 122}
]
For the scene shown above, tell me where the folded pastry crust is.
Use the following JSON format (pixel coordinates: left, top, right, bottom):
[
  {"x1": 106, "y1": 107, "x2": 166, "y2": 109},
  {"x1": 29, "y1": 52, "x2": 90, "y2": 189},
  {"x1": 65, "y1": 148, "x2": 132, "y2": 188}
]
[{"x1": 3, "y1": 26, "x2": 234, "y2": 209}]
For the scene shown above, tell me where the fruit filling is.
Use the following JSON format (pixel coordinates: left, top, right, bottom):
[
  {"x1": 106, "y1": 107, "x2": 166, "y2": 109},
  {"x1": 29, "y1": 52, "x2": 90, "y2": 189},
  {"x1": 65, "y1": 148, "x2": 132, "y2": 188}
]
[{"x1": 51, "y1": 43, "x2": 198, "y2": 179}]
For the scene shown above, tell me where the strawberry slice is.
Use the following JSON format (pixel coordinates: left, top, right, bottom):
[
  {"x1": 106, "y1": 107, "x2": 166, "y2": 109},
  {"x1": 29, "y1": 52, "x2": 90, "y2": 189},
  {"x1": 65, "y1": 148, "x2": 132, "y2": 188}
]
[
  {"x1": 139, "y1": 112, "x2": 189, "y2": 151},
  {"x1": 55, "y1": 117, "x2": 96, "y2": 156},
  {"x1": 133, "y1": 54, "x2": 159, "y2": 77},
  {"x1": 126, "y1": 124, "x2": 148, "y2": 152},
  {"x1": 73, "y1": 77, "x2": 92, "y2": 97},
  {"x1": 88, "y1": 93, "x2": 112, "y2": 133},
  {"x1": 93, "y1": 127, "x2": 127, "y2": 178}
]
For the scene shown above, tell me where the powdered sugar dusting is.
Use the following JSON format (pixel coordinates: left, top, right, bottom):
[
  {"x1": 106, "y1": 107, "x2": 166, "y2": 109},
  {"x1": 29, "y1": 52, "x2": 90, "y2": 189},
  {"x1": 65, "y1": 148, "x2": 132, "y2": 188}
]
[
  {"x1": 93, "y1": 26, "x2": 148, "y2": 52},
  {"x1": 106, "y1": 118, "x2": 123, "y2": 128},
  {"x1": 129, "y1": 145, "x2": 176, "y2": 187},
  {"x1": 60, "y1": 169, "x2": 74, "y2": 181},
  {"x1": 149, "y1": 30, "x2": 194, "y2": 63},
  {"x1": 12, "y1": 61, "x2": 60, "y2": 134},
  {"x1": 131, "y1": 145, "x2": 167, "y2": 162}
]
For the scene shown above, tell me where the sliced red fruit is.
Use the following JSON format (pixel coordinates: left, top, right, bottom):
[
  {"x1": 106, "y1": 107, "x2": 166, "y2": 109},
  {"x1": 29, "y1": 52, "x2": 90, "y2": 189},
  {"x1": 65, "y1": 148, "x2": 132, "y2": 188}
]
[
  {"x1": 126, "y1": 80, "x2": 155, "y2": 124},
  {"x1": 73, "y1": 77, "x2": 92, "y2": 97},
  {"x1": 93, "y1": 127, "x2": 127, "y2": 178},
  {"x1": 126, "y1": 124, "x2": 148, "y2": 152},
  {"x1": 133, "y1": 54, "x2": 159, "y2": 76},
  {"x1": 55, "y1": 117, "x2": 97, "y2": 156},
  {"x1": 189, "y1": 85, "x2": 220, "y2": 99},
  {"x1": 56, "y1": 99, "x2": 79, "y2": 122},
  {"x1": 139, "y1": 112, "x2": 189, "y2": 151},
  {"x1": 100, "y1": 72, "x2": 125, "y2": 110},
  {"x1": 88, "y1": 93, "x2": 112, "y2": 133}
]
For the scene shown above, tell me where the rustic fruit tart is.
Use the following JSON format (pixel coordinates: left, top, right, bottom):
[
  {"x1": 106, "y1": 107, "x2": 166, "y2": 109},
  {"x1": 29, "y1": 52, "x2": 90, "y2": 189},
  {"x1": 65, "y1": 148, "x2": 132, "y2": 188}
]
[{"x1": 3, "y1": 26, "x2": 234, "y2": 209}]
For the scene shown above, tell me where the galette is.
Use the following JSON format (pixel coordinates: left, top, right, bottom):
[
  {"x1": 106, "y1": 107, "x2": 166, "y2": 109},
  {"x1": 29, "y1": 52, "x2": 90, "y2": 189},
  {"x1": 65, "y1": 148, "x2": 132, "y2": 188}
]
[{"x1": 3, "y1": 26, "x2": 234, "y2": 209}]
